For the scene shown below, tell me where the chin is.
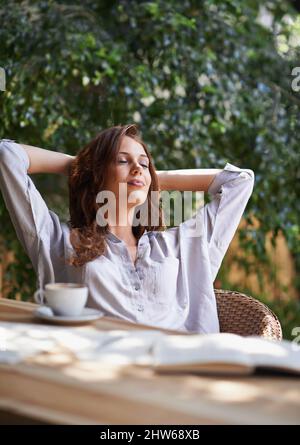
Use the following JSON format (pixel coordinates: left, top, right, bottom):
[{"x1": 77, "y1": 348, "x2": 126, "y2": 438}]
[{"x1": 128, "y1": 189, "x2": 148, "y2": 204}]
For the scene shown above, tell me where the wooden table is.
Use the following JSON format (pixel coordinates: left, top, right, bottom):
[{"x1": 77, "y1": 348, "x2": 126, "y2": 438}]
[{"x1": 0, "y1": 298, "x2": 299, "y2": 425}]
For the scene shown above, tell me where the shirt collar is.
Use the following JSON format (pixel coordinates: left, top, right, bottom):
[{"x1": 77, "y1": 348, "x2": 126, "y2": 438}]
[{"x1": 105, "y1": 229, "x2": 151, "y2": 244}]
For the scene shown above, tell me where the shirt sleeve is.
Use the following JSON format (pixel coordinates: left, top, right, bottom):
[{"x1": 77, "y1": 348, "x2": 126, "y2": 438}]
[
  {"x1": 0, "y1": 139, "x2": 65, "y2": 286},
  {"x1": 204, "y1": 162, "x2": 255, "y2": 281},
  {"x1": 180, "y1": 162, "x2": 255, "y2": 283}
]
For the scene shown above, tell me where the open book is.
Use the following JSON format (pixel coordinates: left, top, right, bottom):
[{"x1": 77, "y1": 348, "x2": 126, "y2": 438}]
[
  {"x1": 150, "y1": 333, "x2": 300, "y2": 376},
  {"x1": 0, "y1": 321, "x2": 299, "y2": 376}
]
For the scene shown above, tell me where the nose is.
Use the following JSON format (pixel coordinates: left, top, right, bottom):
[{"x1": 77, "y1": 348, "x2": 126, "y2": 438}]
[{"x1": 131, "y1": 163, "x2": 143, "y2": 175}]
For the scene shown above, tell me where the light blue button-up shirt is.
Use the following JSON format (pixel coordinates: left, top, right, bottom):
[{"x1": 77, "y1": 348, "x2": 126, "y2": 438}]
[{"x1": 0, "y1": 139, "x2": 255, "y2": 333}]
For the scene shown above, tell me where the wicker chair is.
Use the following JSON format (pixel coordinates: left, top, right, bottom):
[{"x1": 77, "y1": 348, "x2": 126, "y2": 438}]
[{"x1": 214, "y1": 289, "x2": 282, "y2": 340}]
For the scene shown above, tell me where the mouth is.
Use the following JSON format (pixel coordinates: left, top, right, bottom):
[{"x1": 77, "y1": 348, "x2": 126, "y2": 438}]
[{"x1": 127, "y1": 180, "x2": 145, "y2": 187}]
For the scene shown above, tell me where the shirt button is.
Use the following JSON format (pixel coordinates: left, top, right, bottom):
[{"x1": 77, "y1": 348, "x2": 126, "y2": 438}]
[
  {"x1": 137, "y1": 304, "x2": 144, "y2": 312},
  {"x1": 135, "y1": 284, "x2": 140, "y2": 290}
]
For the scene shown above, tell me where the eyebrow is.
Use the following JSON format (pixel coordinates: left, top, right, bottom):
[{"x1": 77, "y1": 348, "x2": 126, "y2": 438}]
[{"x1": 118, "y1": 151, "x2": 148, "y2": 159}]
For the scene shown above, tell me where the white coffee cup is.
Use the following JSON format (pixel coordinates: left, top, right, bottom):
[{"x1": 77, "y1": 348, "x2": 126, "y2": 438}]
[{"x1": 34, "y1": 283, "x2": 88, "y2": 317}]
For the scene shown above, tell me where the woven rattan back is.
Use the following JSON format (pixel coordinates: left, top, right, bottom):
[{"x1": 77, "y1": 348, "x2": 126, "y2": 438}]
[{"x1": 215, "y1": 289, "x2": 282, "y2": 340}]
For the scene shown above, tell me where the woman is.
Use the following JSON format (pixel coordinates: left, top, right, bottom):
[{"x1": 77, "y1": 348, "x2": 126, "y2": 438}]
[{"x1": 0, "y1": 124, "x2": 255, "y2": 333}]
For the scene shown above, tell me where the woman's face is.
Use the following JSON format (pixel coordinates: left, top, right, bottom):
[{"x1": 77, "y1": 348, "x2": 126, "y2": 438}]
[{"x1": 104, "y1": 135, "x2": 152, "y2": 208}]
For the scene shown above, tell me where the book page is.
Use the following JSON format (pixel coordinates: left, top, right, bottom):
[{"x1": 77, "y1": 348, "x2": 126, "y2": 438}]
[
  {"x1": 241, "y1": 336, "x2": 300, "y2": 374},
  {"x1": 152, "y1": 333, "x2": 254, "y2": 369},
  {"x1": 152, "y1": 333, "x2": 300, "y2": 375}
]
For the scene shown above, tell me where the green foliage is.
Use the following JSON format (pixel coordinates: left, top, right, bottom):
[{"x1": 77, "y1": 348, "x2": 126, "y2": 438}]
[{"x1": 0, "y1": 1, "x2": 299, "y2": 330}]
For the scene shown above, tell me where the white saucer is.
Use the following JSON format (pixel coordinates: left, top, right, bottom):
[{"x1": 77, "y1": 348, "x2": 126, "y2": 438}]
[{"x1": 34, "y1": 306, "x2": 104, "y2": 325}]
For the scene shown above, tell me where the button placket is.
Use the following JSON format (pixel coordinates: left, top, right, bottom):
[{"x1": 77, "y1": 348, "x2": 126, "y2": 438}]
[
  {"x1": 120, "y1": 238, "x2": 148, "y2": 288},
  {"x1": 137, "y1": 303, "x2": 144, "y2": 312}
]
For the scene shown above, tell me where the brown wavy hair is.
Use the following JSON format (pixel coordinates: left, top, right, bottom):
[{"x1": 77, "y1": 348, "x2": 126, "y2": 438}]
[{"x1": 66, "y1": 124, "x2": 166, "y2": 267}]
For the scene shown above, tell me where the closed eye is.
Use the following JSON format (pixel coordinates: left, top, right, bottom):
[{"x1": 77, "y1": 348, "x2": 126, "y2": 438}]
[{"x1": 118, "y1": 160, "x2": 149, "y2": 168}]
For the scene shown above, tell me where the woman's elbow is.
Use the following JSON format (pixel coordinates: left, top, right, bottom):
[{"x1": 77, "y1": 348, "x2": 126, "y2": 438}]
[{"x1": 243, "y1": 169, "x2": 255, "y2": 184}]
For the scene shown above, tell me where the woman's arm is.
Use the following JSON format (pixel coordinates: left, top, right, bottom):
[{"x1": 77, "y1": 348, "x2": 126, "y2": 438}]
[
  {"x1": 20, "y1": 143, "x2": 75, "y2": 175},
  {"x1": 0, "y1": 139, "x2": 68, "y2": 287},
  {"x1": 178, "y1": 163, "x2": 255, "y2": 282},
  {"x1": 156, "y1": 169, "x2": 223, "y2": 192}
]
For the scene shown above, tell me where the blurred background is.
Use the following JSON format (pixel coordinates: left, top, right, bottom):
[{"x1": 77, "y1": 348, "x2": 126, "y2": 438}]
[{"x1": 0, "y1": 0, "x2": 299, "y2": 339}]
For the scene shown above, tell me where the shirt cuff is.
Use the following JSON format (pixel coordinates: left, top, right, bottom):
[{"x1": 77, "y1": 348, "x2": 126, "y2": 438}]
[
  {"x1": 207, "y1": 162, "x2": 254, "y2": 197},
  {"x1": 0, "y1": 139, "x2": 30, "y2": 171}
]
